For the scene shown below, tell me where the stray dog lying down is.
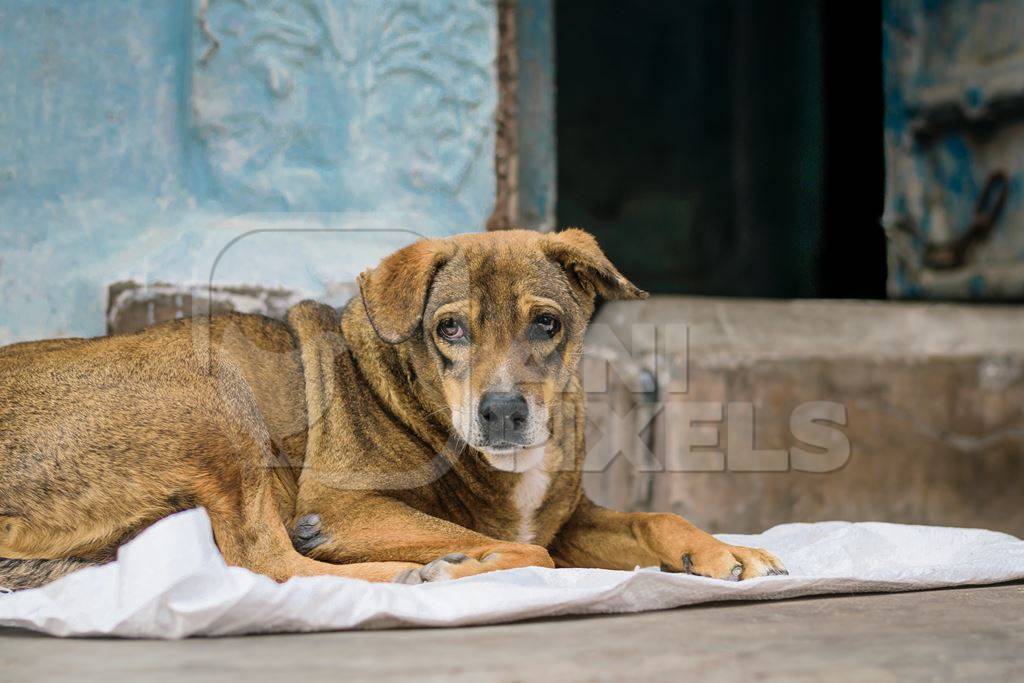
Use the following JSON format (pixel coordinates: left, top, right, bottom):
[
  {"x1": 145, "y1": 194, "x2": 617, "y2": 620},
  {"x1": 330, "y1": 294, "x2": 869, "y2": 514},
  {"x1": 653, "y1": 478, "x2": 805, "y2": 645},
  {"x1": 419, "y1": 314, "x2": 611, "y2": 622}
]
[{"x1": 0, "y1": 229, "x2": 785, "y2": 590}]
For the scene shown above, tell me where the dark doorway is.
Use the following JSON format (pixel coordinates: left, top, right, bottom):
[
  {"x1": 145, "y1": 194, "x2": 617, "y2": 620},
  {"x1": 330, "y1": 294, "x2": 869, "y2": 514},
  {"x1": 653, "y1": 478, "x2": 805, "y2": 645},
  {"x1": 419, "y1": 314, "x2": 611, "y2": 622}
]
[{"x1": 556, "y1": 0, "x2": 885, "y2": 298}]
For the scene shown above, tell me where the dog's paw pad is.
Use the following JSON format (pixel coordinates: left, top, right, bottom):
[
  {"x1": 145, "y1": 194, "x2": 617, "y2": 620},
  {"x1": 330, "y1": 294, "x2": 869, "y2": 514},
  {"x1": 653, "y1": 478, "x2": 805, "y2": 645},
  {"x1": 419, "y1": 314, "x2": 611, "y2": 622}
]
[
  {"x1": 290, "y1": 514, "x2": 330, "y2": 554},
  {"x1": 417, "y1": 554, "x2": 466, "y2": 581},
  {"x1": 392, "y1": 553, "x2": 473, "y2": 584},
  {"x1": 393, "y1": 568, "x2": 424, "y2": 585}
]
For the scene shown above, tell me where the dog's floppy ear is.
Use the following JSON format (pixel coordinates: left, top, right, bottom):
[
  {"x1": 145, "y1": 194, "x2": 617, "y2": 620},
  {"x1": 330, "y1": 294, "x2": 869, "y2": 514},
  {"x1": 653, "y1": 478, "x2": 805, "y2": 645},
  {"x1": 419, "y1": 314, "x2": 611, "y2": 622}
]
[
  {"x1": 357, "y1": 238, "x2": 456, "y2": 344},
  {"x1": 541, "y1": 228, "x2": 648, "y2": 301}
]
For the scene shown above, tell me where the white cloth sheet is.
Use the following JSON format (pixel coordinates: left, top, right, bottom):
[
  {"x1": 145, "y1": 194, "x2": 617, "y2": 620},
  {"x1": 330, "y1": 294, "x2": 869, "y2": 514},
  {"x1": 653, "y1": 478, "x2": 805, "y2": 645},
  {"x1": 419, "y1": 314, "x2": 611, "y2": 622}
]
[{"x1": 2, "y1": 508, "x2": 1022, "y2": 638}]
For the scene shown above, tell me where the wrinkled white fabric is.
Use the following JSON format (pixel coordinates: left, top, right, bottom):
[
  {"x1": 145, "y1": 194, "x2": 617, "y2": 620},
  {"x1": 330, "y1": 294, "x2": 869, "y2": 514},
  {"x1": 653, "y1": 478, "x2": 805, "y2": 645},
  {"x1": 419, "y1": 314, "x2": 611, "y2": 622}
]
[{"x1": 1, "y1": 508, "x2": 1021, "y2": 639}]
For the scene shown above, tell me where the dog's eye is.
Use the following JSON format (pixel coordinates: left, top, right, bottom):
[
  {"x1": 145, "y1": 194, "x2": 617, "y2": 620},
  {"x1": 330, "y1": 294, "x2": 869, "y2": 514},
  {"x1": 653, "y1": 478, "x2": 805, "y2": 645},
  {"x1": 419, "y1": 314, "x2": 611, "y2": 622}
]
[
  {"x1": 436, "y1": 318, "x2": 467, "y2": 342},
  {"x1": 529, "y1": 314, "x2": 561, "y2": 340}
]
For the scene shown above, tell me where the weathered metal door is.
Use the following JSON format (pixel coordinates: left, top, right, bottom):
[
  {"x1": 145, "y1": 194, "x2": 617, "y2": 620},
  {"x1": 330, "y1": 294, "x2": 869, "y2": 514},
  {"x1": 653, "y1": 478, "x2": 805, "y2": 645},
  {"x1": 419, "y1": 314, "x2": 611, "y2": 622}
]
[{"x1": 885, "y1": 0, "x2": 1024, "y2": 299}]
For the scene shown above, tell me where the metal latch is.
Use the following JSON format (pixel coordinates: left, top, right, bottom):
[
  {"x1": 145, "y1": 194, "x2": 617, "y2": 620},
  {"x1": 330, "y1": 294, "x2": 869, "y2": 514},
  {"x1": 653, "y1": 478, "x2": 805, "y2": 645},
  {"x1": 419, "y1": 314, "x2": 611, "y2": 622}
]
[{"x1": 923, "y1": 171, "x2": 1009, "y2": 271}]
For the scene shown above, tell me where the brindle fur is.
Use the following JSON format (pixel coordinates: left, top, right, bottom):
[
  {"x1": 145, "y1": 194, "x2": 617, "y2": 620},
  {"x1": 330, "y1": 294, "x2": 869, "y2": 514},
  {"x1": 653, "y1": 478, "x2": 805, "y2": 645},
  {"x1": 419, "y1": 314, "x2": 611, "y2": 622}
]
[{"x1": 0, "y1": 229, "x2": 784, "y2": 589}]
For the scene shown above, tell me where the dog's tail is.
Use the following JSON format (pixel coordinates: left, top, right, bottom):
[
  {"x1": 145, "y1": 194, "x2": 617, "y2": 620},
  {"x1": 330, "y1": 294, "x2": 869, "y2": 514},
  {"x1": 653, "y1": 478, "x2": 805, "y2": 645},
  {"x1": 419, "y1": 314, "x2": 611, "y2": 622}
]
[{"x1": 0, "y1": 557, "x2": 100, "y2": 592}]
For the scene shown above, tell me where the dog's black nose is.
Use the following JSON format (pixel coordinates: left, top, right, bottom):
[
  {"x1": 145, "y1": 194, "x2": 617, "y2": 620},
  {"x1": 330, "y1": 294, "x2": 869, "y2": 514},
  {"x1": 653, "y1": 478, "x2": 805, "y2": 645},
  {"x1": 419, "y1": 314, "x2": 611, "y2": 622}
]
[{"x1": 478, "y1": 391, "x2": 529, "y2": 445}]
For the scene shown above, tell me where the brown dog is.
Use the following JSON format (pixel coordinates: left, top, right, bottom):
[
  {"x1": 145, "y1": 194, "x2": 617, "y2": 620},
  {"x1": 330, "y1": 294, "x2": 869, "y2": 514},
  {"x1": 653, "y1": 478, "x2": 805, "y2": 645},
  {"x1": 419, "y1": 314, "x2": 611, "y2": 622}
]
[{"x1": 0, "y1": 229, "x2": 785, "y2": 590}]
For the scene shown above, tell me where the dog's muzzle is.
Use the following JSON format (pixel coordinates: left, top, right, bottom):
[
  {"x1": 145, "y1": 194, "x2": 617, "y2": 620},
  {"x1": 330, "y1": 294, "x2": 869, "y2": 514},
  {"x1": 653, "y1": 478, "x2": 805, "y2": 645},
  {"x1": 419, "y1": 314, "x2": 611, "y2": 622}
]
[{"x1": 478, "y1": 391, "x2": 529, "y2": 448}]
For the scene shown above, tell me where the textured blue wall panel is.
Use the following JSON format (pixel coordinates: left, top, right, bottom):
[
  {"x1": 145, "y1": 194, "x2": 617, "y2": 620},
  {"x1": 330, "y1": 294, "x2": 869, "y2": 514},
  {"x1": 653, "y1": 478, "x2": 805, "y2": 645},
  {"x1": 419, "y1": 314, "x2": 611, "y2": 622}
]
[
  {"x1": 0, "y1": 0, "x2": 501, "y2": 343},
  {"x1": 0, "y1": 1, "x2": 192, "y2": 236}
]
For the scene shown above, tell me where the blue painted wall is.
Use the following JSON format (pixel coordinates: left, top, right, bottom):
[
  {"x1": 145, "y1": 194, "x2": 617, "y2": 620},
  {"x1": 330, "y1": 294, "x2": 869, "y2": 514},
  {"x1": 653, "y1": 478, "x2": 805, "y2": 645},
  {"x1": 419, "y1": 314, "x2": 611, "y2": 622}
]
[{"x1": 0, "y1": 0, "x2": 501, "y2": 343}]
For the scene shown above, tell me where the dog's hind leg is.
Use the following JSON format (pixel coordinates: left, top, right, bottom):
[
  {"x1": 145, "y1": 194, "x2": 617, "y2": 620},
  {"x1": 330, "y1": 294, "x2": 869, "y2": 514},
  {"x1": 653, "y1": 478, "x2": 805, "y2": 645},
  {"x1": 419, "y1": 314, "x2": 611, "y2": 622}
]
[
  {"x1": 179, "y1": 361, "x2": 421, "y2": 583},
  {"x1": 0, "y1": 483, "x2": 417, "y2": 589},
  {"x1": 290, "y1": 492, "x2": 555, "y2": 582},
  {"x1": 200, "y1": 472, "x2": 420, "y2": 583}
]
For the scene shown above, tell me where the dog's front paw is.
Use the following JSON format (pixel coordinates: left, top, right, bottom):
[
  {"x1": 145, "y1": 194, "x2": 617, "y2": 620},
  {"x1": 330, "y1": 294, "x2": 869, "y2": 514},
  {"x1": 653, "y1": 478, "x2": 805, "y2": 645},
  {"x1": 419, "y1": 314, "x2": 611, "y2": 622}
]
[
  {"x1": 392, "y1": 553, "x2": 470, "y2": 584},
  {"x1": 661, "y1": 542, "x2": 787, "y2": 581},
  {"x1": 391, "y1": 544, "x2": 554, "y2": 584}
]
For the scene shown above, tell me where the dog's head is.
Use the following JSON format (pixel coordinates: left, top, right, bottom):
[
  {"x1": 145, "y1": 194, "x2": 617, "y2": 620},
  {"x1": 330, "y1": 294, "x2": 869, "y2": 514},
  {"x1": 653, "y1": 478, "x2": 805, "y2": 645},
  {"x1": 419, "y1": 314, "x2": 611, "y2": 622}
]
[{"x1": 357, "y1": 229, "x2": 646, "y2": 472}]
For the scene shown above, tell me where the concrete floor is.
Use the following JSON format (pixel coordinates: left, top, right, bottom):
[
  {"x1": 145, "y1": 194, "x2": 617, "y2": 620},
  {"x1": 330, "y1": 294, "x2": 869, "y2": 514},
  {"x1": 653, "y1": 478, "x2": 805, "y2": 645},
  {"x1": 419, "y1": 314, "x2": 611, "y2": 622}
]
[{"x1": 2, "y1": 583, "x2": 1022, "y2": 682}]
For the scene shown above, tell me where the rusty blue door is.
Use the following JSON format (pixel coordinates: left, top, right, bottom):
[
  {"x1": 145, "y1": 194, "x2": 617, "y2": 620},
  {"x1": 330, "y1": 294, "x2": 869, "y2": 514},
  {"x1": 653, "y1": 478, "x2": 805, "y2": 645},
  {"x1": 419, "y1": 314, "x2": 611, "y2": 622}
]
[{"x1": 885, "y1": 0, "x2": 1024, "y2": 299}]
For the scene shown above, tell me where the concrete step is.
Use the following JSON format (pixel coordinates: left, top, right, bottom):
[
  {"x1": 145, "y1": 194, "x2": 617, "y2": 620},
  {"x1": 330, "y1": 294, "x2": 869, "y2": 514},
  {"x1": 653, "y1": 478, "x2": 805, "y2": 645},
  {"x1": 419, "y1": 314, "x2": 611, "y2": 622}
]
[{"x1": 582, "y1": 297, "x2": 1024, "y2": 536}]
